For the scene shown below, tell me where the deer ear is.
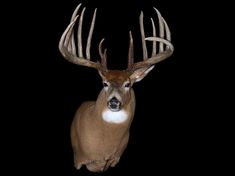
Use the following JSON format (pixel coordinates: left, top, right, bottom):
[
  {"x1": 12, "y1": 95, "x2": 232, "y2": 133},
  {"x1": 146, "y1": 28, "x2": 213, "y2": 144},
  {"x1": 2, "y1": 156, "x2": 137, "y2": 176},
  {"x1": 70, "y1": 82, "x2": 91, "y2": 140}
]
[{"x1": 130, "y1": 65, "x2": 155, "y2": 83}]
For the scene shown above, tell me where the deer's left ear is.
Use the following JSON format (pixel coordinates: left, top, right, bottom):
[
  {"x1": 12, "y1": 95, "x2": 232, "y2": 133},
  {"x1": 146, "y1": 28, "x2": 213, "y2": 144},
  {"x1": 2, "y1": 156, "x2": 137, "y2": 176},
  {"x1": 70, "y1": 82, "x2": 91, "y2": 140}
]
[{"x1": 130, "y1": 65, "x2": 155, "y2": 83}]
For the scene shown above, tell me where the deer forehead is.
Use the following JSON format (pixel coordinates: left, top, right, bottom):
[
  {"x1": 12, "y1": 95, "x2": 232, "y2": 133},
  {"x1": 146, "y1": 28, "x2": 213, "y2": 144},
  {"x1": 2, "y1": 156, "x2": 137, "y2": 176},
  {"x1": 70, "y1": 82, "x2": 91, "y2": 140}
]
[{"x1": 104, "y1": 70, "x2": 130, "y2": 84}]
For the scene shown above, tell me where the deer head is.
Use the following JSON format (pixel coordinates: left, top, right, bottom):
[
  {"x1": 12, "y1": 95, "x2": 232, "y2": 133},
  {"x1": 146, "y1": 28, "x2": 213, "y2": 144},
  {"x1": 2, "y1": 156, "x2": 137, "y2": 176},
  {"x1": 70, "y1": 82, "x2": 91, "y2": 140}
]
[{"x1": 59, "y1": 3, "x2": 173, "y2": 172}]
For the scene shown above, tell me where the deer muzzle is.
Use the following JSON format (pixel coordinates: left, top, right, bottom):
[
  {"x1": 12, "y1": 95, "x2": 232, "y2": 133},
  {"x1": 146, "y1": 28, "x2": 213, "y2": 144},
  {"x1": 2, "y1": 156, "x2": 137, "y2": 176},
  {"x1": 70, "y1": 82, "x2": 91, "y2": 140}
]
[{"x1": 107, "y1": 97, "x2": 122, "y2": 112}]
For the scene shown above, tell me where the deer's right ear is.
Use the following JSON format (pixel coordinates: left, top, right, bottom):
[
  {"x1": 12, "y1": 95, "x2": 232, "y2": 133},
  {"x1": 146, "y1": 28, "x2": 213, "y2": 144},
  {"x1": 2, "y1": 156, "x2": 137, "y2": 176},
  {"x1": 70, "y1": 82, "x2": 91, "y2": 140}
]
[{"x1": 130, "y1": 65, "x2": 155, "y2": 83}]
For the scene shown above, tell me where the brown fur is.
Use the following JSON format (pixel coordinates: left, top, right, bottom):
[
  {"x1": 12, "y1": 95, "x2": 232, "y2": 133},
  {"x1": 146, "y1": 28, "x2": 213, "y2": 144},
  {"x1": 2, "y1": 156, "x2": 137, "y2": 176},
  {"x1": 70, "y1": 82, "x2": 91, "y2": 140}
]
[
  {"x1": 59, "y1": 3, "x2": 173, "y2": 173},
  {"x1": 71, "y1": 71, "x2": 135, "y2": 172}
]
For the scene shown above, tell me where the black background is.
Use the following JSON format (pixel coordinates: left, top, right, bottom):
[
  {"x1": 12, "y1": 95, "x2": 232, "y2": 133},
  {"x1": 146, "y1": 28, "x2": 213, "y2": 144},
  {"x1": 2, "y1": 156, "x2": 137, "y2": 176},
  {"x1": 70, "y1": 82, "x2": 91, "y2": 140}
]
[{"x1": 2, "y1": 0, "x2": 227, "y2": 175}]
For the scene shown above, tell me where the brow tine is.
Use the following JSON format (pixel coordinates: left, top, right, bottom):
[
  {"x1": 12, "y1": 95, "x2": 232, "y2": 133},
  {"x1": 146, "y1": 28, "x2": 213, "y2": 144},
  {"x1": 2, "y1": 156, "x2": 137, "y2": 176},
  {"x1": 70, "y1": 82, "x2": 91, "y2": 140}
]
[{"x1": 128, "y1": 31, "x2": 134, "y2": 69}]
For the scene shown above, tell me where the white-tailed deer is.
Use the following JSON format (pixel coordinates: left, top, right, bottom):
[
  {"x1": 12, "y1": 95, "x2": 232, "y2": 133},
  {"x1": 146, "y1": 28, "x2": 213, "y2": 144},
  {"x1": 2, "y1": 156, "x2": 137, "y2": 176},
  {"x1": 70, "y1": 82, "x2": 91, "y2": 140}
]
[{"x1": 59, "y1": 3, "x2": 173, "y2": 172}]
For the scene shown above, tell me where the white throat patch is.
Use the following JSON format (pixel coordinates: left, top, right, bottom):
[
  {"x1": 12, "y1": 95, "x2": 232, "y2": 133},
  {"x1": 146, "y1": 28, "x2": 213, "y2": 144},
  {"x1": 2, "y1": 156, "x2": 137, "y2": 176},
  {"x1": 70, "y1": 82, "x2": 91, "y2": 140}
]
[{"x1": 102, "y1": 109, "x2": 128, "y2": 124}]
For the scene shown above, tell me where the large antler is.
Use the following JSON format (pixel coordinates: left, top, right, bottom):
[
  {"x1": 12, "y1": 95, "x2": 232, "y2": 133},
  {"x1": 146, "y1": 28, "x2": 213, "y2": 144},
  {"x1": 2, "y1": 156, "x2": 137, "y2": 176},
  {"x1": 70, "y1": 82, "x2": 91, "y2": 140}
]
[
  {"x1": 59, "y1": 4, "x2": 107, "y2": 70},
  {"x1": 128, "y1": 8, "x2": 174, "y2": 71}
]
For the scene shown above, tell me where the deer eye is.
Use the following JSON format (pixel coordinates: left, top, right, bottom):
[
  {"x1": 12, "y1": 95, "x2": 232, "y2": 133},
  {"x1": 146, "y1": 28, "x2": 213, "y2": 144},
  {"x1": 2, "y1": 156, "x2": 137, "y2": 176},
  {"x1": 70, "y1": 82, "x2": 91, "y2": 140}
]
[
  {"x1": 103, "y1": 82, "x2": 108, "y2": 87},
  {"x1": 124, "y1": 82, "x2": 130, "y2": 88}
]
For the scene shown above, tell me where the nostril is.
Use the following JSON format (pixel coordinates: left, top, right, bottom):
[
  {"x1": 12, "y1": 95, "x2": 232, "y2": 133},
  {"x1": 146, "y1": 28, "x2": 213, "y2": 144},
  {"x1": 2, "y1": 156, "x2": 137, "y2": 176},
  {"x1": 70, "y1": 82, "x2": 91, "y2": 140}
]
[
  {"x1": 110, "y1": 97, "x2": 118, "y2": 103},
  {"x1": 108, "y1": 97, "x2": 121, "y2": 111}
]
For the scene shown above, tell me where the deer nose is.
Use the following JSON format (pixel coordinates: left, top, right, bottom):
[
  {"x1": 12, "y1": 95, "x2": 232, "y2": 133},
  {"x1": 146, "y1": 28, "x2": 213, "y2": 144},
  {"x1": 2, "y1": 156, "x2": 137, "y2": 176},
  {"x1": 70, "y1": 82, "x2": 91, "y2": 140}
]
[{"x1": 108, "y1": 97, "x2": 122, "y2": 112}]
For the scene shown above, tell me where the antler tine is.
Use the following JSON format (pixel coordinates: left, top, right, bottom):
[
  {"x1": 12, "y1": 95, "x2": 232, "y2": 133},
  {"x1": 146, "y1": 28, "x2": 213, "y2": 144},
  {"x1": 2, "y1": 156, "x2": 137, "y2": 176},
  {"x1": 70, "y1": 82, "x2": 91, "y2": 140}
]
[
  {"x1": 150, "y1": 18, "x2": 156, "y2": 56},
  {"x1": 86, "y1": 8, "x2": 97, "y2": 60},
  {"x1": 99, "y1": 38, "x2": 107, "y2": 70},
  {"x1": 128, "y1": 31, "x2": 134, "y2": 70},
  {"x1": 77, "y1": 8, "x2": 86, "y2": 58},
  {"x1": 131, "y1": 7, "x2": 174, "y2": 71},
  {"x1": 98, "y1": 38, "x2": 104, "y2": 59},
  {"x1": 70, "y1": 3, "x2": 81, "y2": 22},
  {"x1": 59, "y1": 16, "x2": 78, "y2": 57},
  {"x1": 162, "y1": 17, "x2": 171, "y2": 42},
  {"x1": 155, "y1": 8, "x2": 165, "y2": 52},
  {"x1": 69, "y1": 3, "x2": 82, "y2": 55},
  {"x1": 59, "y1": 3, "x2": 101, "y2": 69},
  {"x1": 140, "y1": 11, "x2": 148, "y2": 60},
  {"x1": 103, "y1": 49, "x2": 107, "y2": 69}
]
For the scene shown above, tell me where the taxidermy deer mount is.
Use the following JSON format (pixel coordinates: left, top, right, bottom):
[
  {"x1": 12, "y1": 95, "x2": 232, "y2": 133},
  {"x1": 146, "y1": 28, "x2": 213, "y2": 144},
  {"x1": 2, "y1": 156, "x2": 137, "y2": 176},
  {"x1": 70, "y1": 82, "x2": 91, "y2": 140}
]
[{"x1": 59, "y1": 3, "x2": 173, "y2": 172}]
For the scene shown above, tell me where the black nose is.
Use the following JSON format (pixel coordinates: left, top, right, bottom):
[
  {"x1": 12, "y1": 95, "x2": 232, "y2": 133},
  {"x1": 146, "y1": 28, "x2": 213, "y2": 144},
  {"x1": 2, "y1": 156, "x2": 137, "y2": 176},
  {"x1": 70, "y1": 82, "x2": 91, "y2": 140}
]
[{"x1": 108, "y1": 97, "x2": 121, "y2": 111}]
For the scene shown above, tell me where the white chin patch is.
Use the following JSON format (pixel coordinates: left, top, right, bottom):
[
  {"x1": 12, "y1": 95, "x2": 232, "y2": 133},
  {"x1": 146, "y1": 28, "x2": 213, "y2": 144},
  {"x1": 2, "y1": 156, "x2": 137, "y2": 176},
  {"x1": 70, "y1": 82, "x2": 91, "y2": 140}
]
[{"x1": 102, "y1": 109, "x2": 128, "y2": 124}]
